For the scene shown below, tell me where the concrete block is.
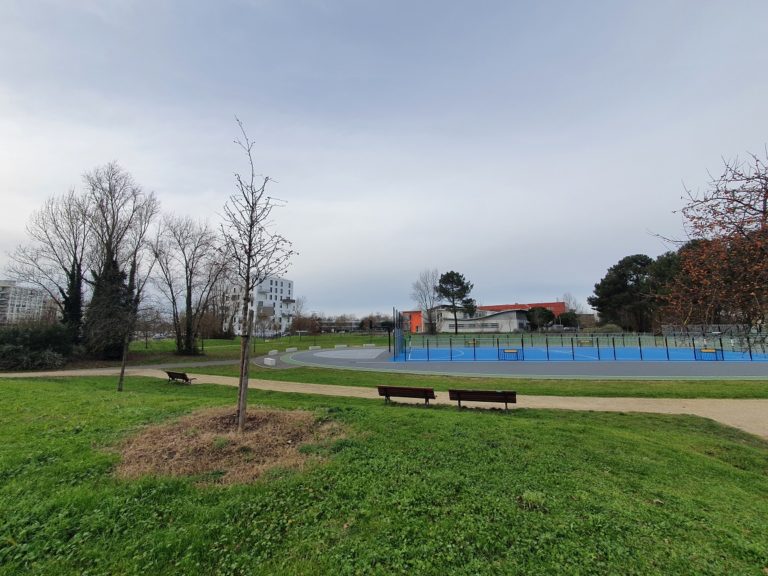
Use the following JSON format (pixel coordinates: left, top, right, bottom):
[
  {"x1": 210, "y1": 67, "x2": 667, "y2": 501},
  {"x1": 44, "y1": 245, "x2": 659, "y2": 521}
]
[
  {"x1": 286, "y1": 347, "x2": 298, "y2": 352},
  {"x1": 263, "y1": 357, "x2": 276, "y2": 366},
  {"x1": 308, "y1": 345, "x2": 321, "y2": 350},
  {"x1": 334, "y1": 344, "x2": 348, "y2": 349},
  {"x1": 363, "y1": 343, "x2": 376, "y2": 348},
  {"x1": 268, "y1": 350, "x2": 279, "y2": 356}
]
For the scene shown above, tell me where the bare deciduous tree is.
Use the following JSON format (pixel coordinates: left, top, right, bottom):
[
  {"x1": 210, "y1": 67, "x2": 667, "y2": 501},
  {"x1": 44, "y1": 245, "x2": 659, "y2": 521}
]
[
  {"x1": 82, "y1": 162, "x2": 159, "y2": 391},
  {"x1": 410, "y1": 268, "x2": 440, "y2": 334},
  {"x1": 289, "y1": 296, "x2": 307, "y2": 332},
  {"x1": 153, "y1": 215, "x2": 229, "y2": 355},
  {"x1": 562, "y1": 292, "x2": 585, "y2": 314},
  {"x1": 221, "y1": 119, "x2": 296, "y2": 432},
  {"x1": 8, "y1": 189, "x2": 92, "y2": 342},
  {"x1": 254, "y1": 307, "x2": 277, "y2": 338},
  {"x1": 199, "y1": 276, "x2": 238, "y2": 338},
  {"x1": 134, "y1": 303, "x2": 168, "y2": 349}
]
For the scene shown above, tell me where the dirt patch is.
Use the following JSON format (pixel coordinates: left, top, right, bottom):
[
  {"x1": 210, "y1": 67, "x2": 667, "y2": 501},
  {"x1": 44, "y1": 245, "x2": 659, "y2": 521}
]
[{"x1": 115, "y1": 406, "x2": 343, "y2": 485}]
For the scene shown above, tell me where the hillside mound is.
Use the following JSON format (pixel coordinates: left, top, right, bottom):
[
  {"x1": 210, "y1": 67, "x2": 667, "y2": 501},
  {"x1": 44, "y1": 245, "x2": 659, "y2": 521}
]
[{"x1": 116, "y1": 406, "x2": 342, "y2": 485}]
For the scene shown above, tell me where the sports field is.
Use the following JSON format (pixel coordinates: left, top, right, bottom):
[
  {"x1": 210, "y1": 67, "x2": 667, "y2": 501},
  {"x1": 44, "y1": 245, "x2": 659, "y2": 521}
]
[{"x1": 396, "y1": 334, "x2": 768, "y2": 363}]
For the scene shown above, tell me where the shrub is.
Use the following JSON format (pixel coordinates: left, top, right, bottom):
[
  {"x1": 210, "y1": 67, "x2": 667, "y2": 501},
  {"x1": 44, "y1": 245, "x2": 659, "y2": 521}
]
[
  {"x1": 0, "y1": 344, "x2": 65, "y2": 370},
  {"x1": 581, "y1": 323, "x2": 623, "y2": 334},
  {"x1": 0, "y1": 323, "x2": 73, "y2": 356}
]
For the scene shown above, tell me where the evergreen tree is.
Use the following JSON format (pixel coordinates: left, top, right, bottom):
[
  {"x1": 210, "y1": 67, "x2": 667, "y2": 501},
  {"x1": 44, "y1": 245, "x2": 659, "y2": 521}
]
[
  {"x1": 83, "y1": 254, "x2": 132, "y2": 359},
  {"x1": 436, "y1": 271, "x2": 476, "y2": 334}
]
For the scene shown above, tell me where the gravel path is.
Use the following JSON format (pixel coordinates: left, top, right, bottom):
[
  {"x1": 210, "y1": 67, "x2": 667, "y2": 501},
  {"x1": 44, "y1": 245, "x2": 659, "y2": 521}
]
[{"x1": 3, "y1": 366, "x2": 767, "y2": 440}]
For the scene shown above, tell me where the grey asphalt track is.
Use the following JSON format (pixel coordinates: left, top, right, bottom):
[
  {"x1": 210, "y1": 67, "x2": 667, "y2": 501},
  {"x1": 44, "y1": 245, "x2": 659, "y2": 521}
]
[{"x1": 286, "y1": 347, "x2": 768, "y2": 379}]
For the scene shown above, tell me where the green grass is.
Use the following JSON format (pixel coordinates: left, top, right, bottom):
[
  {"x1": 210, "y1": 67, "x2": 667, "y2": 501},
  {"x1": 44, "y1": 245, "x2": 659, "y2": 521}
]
[
  {"x1": 1, "y1": 376, "x2": 768, "y2": 574},
  {"x1": 191, "y1": 364, "x2": 768, "y2": 398},
  {"x1": 101, "y1": 334, "x2": 389, "y2": 366}
]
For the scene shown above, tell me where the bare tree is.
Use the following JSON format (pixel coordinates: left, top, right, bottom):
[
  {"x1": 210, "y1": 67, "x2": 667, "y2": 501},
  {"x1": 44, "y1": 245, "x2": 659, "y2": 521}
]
[
  {"x1": 294, "y1": 296, "x2": 307, "y2": 320},
  {"x1": 410, "y1": 268, "x2": 440, "y2": 334},
  {"x1": 134, "y1": 304, "x2": 167, "y2": 349},
  {"x1": 289, "y1": 296, "x2": 308, "y2": 332},
  {"x1": 200, "y1": 276, "x2": 238, "y2": 338},
  {"x1": 8, "y1": 189, "x2": 92, "y2": 342},
  {"x1": 254, "y1": 306, "x2": 277, "y2": 338},
  {"x1": 221, "y1": 119, "x2": 296, "y2": 432},
  {"x1": 153, "y1": 215, "x2": 229, "y2": 355},
  {"x1": 117, "y1": 188, "x2": 159, "y2": 392},
  {"x1": 562, "y1": 292, "x2": 585, "y2": 314},
  {"x1": 82, "y1": 162, "x2": 159, "y2": 390}
]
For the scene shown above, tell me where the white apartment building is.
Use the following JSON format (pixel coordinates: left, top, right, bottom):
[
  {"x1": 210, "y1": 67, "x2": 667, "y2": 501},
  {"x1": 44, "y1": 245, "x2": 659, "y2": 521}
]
[
  {"x1": 0, "y1": 280, "x2": 46, "y2": 325},
  {"x1": 228, "y1": 277, "x2": 296, "y2": 336}
]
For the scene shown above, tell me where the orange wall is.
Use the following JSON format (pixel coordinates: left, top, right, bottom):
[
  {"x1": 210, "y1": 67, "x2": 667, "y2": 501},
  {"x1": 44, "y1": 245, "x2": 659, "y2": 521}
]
[{"x1": 402, "y1": 310, "x2": 423, "y2": 333}]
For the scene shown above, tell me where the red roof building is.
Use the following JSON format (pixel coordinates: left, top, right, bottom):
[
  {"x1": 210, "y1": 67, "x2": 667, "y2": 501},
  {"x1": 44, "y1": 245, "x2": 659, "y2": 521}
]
[
  {"x1": 477, "y1": 302, "x2": 568, "y2": 316},
  {"x1": 403, "y1": 301, "x2": 570, "y2": 334}
]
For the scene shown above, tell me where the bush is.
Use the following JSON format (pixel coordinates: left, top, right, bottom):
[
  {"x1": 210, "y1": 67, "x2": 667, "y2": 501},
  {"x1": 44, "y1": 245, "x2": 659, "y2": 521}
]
[
  {"x1": 0, "y1": 323, "x2": 73, "y2": 356},
  {"x1": 0, "y1": 344, "x2": 65, "y2": 370},
  {"x1": 581, "y1": 323, "x2": 624, "y2": 334}
]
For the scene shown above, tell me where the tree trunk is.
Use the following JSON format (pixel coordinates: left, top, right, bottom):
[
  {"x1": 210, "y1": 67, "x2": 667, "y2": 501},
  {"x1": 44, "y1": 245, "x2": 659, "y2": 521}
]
[
  {"x1": 237, "y1": 308, "x2": 253, "y2": 433},
  {"x1": 184, "y1": 286, "x2": 194, "y2": 354},
  {"x1": 173, "y1": 310, "x2": 183, "y2": 354},
  {"x1": 118, "y1": 291, "x2": 139, "y2": 392},
  {"x1": 117, "y1": 334, "x2": 129, "y2": 392}
]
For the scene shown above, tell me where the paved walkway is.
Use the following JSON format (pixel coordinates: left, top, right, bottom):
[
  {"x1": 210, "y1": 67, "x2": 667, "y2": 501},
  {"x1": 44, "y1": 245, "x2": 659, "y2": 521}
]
[{"x1": 2, "y1": 366, "x2": 767, "y2": 440}]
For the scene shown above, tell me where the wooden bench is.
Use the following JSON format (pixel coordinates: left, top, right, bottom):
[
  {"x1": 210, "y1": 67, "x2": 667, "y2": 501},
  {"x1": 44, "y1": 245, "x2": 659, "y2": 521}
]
[
  {"x1": 165, "y1": 370, "x2": 196, "y2": 384},
  {"x1": 377, "y1": 385, "x2": 436, "y2": 405},
  {"x1": 693, "y1": 348, "x2": 724, "y2": 361},
  {"x1": 448, "y1": 389, "x2": 517, "y2": 411},
  {"x1": 498, "y1": 348, "x2": 523, "y2": 361}
]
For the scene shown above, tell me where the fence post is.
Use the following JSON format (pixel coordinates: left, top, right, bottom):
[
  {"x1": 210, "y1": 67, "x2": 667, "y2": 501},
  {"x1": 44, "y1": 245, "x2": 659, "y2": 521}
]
[
  {"x1": 545, "y1": 336, "x2": 550, "y2": 361},
  {"x1": 473, "y1": 338, "x2": 477, "y2": 360},
  {"x1": 665, "y1": 336, "x2": 669, "y2": 361},
  {"x1": 571, "y1": 337, "x2": 575, "y2": 360},
  {"x1": 638, "y1": 336, "x2": 643, "y2": 360},
  {"x1": 612, "y1": 337, "x2": 616, "y2": 360},
  {"x1": 596, "y1": 337, "x2": 601, "y2": 360},
  {"x1": 426, "y1": 339, "x2": 430, "y2": 361},
  {"x1": 449, "y1": 337, "x2": 453, "y2": 361},
  {"x1": 747, "y1": 336, "x2": 753, "y2": 361}
]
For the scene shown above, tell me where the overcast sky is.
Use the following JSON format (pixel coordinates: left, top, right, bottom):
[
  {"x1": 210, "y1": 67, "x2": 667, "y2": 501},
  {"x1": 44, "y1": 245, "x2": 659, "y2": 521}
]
[{"x1": 2, "y1": 1, "x2": 768, "y2": 317}]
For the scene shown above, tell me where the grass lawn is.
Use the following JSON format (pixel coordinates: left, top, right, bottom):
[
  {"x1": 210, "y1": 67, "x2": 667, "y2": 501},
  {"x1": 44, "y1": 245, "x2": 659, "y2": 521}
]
[
  {"x1": 1, "y1": 377, "x2": 767, "y2": 574},
  {"x1": 191, "y1": 364, "x2": 768, "y2": 399},
  {"x1": 67, "y1": 334, "x2": 390, "y2": 367}
]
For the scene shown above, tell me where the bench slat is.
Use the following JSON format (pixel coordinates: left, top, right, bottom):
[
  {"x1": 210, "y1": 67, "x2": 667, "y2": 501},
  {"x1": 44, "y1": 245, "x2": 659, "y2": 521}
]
[
  {"x1": 377, "y1": 385, "x2": 435, "y2": 405},
  {"x1": 448, "y1": 389, "x2": 516, "y2": 410}
]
